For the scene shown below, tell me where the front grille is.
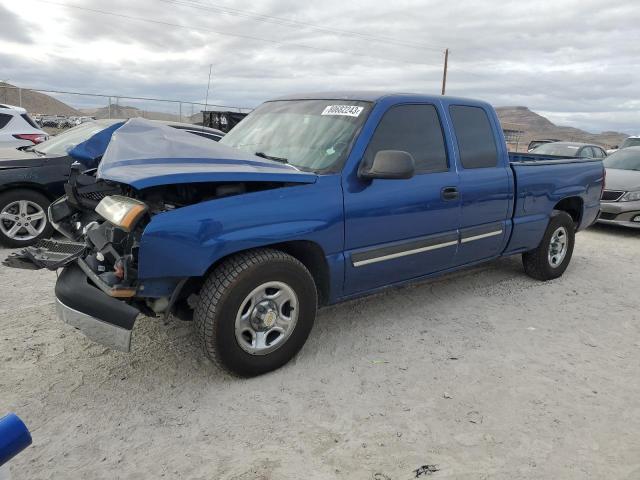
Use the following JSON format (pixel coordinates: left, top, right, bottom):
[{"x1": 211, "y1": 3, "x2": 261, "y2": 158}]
[
  {"x1": 601, "y1": 190, "x2": 624, "y2": 202},
  {"x1": 599, "y1": 212, "x2": 617, "y2": 221},
  {"x1": 79, "y1": 190, "x2": 109, "y2": 202},
  {"x1": 22, "y1": 239, "x2": 86, "y2": 269}
]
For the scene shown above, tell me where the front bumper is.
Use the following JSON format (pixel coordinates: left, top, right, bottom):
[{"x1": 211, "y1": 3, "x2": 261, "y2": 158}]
[
  {"x1": 598, "y1": 200, "x2": 640, "y2": 229},
  {"x1": 55, "y1": 263, "x2": 140, "y2": 351}
]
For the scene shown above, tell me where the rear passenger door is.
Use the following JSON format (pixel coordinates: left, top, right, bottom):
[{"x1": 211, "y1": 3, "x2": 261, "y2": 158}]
[
  {"x1": 448, "y1": 105, "x2": 511, "y2": 266},
  {"x1": 343, "y1": 103, "x2": 460, "y2": 294}
]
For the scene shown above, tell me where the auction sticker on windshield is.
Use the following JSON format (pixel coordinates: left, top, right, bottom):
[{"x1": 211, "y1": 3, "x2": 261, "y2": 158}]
[{"x1": 321, "y1": 105, "x2": 364, "y2": 117}]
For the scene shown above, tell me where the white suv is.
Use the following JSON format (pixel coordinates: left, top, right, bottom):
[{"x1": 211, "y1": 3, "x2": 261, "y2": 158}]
[{"x1": 0, "y1": 104, "x2": 48, "y2": 148}]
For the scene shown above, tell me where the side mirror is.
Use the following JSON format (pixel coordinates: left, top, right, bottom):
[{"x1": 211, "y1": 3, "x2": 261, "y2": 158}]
[
  {"x1": 359, "y1": 150, "x2": 415, "y2": 180},
  {"x1": 611, "y1": 145, "x2": 618, "y2": 149}
]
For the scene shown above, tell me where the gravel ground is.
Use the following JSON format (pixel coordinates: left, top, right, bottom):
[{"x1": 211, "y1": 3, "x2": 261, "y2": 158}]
[{"x1": 1, "y1": 224, "x2": 640, "y2": 479}]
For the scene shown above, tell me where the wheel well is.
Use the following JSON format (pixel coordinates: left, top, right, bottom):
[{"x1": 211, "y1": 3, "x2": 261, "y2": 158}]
[
  {"x1": 553, "y1": 196, "x2": 583, "y2": 228},
  {"x1": 0, "y1": 184, "x2": 57, "y2": 202},
  {"x1": 182, "y1": 241, "x2": 331, "y2": 309},
  {"x1": 270, "y1": 241, "x2": 330, "y2": 306}
]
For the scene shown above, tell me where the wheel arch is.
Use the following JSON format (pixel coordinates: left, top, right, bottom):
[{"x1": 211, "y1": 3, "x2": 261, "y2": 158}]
[
  {"x1": 181, "y1": 240, "x2": 331, "y2": 307},
  {"x1": 553, "y1": 196, "x2": 583, "y2": 229},
  {"x1": 0, "y1": 182, "x2": 59, "y2": 202}
]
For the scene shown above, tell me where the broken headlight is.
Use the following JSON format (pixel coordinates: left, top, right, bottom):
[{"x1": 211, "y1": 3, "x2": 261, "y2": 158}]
[{"x1": 95, "y1": 195, "x2": 148, "y2": 232}]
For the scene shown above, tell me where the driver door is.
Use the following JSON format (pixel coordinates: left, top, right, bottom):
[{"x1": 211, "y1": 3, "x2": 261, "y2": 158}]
[{"x1": 342, "y1": 103, "x2": 460, "y2": 295}]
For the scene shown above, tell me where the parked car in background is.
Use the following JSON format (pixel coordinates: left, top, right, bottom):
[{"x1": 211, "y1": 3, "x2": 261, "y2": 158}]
[
  {"x1": 4, "y1": 93, "x2": 604, "y2": 376},
  {"x1": 598, "y1": 146, "x2": 640, "y2": 228},
  {"x1": 608, "y1": 135, "x2": 640, "y2": 154},
  {"x1": 0, "y1": 119, "x2": 224, "y2": 247},
  {"x1": 527, "y1": 138, "x2": 560, "y2": 152},
  {"x1": 530, "y1": 141, "x2": 607, "y2": 158},
  {"x1": 0, "y1": 105, "x2": 48, "y2": 148}
]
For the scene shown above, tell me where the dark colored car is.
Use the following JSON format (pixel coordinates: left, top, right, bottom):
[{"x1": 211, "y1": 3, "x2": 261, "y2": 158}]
[
  {"x1": 530, "y1": 141, "x2": 607, "y2": 159},
  {"x1": 0, "y1": 120, "x2": 224, "y2": 247},
  {"x1": 598, "y1": 146, "x2": 640, "y2": 228},
  {"x1": 527, "y1": 138, "x2": 560, "y2": 152}
]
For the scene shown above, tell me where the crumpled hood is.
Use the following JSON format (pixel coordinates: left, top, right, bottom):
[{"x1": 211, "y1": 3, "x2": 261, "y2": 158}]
[
  {"x1": 605, "y1": 168, "x2": 640, "y2": 192},
  {"x1": 97, "y1": 118, "x2": 316, "y2": 189}
]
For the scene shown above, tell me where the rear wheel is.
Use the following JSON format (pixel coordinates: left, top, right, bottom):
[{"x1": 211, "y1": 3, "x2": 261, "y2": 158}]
[
  {"x1": 522, "y1": 210, "x2": 575, "y2": 281},
  {"x1": 0, "y1": 189, "x2": 53, "y2": 248},
  {"x1": 194, "y1": 249, "x2": 317, "y2": 377}
]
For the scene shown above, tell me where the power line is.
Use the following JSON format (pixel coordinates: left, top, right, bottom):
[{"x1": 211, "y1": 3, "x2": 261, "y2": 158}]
[
  {"x1": 33, "y1": 0, "x2": 444, "y2": 68},
  {"x1": 159, "y1": 0, "x2": 445, "y2": 52}
]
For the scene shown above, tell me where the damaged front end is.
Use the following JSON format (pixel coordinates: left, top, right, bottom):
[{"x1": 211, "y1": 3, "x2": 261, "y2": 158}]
[
  {"x1": 4, "y1": 167, "x2": 147, "y2": 350},
  {"x1": 5, "y1": 165, "x2": 142, "y2": 295},
  {"x1": 3, "y1": 164, "x2": 299, "y2": 352},
  {"x1": 3, "y1": 118, "x2": 319, "y2": 353}
]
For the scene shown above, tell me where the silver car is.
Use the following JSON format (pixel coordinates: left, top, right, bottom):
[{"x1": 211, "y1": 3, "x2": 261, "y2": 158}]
[{"x1": 599, "y1": 146, "x2": 640, "y2": 228}]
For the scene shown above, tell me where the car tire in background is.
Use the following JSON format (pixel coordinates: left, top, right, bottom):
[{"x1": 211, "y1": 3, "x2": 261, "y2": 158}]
[
  {"x1": 0, "y1": 189, "x2": 53, "y2": 248},
  {"x1": 522, "y1": 210, "x2": 575, "y2": 281},
  {"x1": 194, "y1": 248, "x2": 317, "y2": 377}
]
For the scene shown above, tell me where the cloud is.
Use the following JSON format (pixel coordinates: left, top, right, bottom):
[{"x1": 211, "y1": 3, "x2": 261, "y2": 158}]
[
  {"x1": 0, "y1": 4, "x2": 33, "y2": 43},
  {"x1": 1, "y1": 0, "x2": 639, "y2": 132}
]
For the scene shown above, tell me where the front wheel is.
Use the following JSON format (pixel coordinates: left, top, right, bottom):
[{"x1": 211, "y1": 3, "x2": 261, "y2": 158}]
[
  {"x1": 522, "y1": 210, "x2": 575, "y2": 281},
  {"x1": 194, "y1": 249, "x2": 317, "y2": 377},
  {"x1": 0, "y1": 189, "x2": 53, "y2": 248}
]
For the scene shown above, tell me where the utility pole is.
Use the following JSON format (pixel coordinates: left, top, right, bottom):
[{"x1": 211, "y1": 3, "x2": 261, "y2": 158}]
[
  {"x1": 203, "y1": 64, "x2": 213, "y2": 129},
  {"x1": 441, "y1": 48, "x2": 449, "y2": 95}
]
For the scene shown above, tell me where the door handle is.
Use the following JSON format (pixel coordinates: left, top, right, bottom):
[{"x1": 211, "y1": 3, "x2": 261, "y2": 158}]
[{"x1": 441, "y1": 187, "x2": 459, "y2": 200}]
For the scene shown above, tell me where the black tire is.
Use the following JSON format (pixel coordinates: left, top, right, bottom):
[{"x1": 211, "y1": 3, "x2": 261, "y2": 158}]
[
  {"x1": 0, "y1": 189, "x2": 53, "y2": 248},
  {"x1": 194, "y1": 248, "x2": 318, "y2": 377},
  {"x1": 522, "y1": 210, "x2": 575, "y2": 281}
]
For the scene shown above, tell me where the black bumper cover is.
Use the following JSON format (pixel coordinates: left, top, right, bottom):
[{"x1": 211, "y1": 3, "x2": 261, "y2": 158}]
[{"x1": 55, "y1": 263, "x2": 139, "y2": 331}]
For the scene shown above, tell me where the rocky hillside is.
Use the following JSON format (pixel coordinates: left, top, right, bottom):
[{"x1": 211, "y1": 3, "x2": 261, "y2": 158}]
[
  {"x1": 0, "y1": 82, "x2": 80, "y2": 116},
  {"x1": 496, "y1": 106, "x2": 628, "y2": 150},
  {"x1": 80, "y1": 104, "x2": 180, "y2": 121}
]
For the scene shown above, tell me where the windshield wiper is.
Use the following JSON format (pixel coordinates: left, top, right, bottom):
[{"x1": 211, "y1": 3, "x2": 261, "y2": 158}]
[{"x1": 254, "y1": 151, "x2": 289, "y2": 164}]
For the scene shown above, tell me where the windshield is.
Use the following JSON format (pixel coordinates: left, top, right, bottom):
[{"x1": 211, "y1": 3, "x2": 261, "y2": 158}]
[
  {"x1": 620, "y1": 138, "x2": 640, "y2": 149},
  {"x1": 603, "y1": 149, "x2": 640, "y2": 171},
  {"x1": 531, "y1": 143, "x2": 580, "y2": 157},
  {"x1": 36, "y1": 121, "x2": 117, "y2": 156},
  {"x1": 219, "y1": 99, "x2": 372, "y2": 172}
]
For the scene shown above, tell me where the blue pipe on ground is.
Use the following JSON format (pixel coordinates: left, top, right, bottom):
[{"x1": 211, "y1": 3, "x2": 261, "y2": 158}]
[{"x1": 0, "y1": 413, "x2": 32, "y2": 466}]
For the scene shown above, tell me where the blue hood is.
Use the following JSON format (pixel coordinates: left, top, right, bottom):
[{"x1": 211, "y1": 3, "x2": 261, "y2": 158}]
[
  {"x1": 68, "y1": 122, "x2": 125, "y2": 168},
  {"x1": 96, "y1": 118, "x2": 316, "y2": 190}
]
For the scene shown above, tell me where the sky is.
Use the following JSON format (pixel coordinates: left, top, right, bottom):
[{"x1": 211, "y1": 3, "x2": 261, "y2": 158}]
[{"x1": 1, "y1": 0, "x2": 638, "y2": 133}]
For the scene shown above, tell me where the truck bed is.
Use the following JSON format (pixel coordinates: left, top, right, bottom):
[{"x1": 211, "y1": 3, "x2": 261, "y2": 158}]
[
  {"x1": 504, "y1": 153, "x2": 604, "y2": 255},
  {"x1": 508, "y1": 152, "x2": 603, "y2": 165}
]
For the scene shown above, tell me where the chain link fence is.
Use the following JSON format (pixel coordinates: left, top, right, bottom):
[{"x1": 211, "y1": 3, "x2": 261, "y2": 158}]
[{"x1": 0, "y1": 84, "x2": 252, "y2": 131}]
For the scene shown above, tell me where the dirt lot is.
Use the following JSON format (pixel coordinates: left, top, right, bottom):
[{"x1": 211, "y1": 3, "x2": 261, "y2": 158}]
[{"x1": 2, "y1": 224, "x2": 640, "y2": 479}]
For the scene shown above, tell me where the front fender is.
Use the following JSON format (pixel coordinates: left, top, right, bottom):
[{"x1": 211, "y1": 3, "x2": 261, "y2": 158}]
[{"x1": 137, "y1": 175, "x2": 344, "y2": 279}]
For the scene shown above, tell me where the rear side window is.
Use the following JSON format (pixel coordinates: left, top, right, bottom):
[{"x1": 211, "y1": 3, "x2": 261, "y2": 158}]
[
  {"x1": 0, "y1": 113, "x2": 12, "y2": 129},
  {"x1": 449, "y1": 105, "x2": 498, "y2": 168},
  {"x1": 364, "y1": 104, "x2": 448, "y2": 174},
  {"x1": 580, "y1": 147, "x2": 595, "y2": 158},
  {"x1": 20, "y1": 113, "x2": 39, "y2": 129}
]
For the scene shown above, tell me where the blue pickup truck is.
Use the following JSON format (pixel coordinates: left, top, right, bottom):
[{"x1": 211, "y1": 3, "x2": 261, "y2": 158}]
[{"x1": 5, "y1": 92, "x2": 604, "y2": 376}]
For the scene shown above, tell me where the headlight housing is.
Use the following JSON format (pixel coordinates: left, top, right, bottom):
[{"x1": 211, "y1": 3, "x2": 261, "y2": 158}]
[
  {"x1": 95, "y1": 195, "x2": 148, "y2": 231},
  {"x1": 620, "y1": 191, "x2": 640, "y2": 202}
]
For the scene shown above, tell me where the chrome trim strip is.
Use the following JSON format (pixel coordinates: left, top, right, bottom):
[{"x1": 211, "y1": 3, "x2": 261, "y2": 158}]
[
  {"x1": 352, "y1": 240, "x2": 458, "y2": 267},
  {"x1": 56, "y1": 298, "x2": 132, "y2": 352},
  {"x1": 460, "y1": 229, "x2": 503, "y2": 244}
]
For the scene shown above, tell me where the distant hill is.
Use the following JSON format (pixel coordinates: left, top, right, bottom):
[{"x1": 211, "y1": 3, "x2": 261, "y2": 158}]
[
  {"x1": 496, "y1": 106, "x2": 628, "y2": 150},
  {"x1": 80, "y1": 104, "x2": 182, "y2": 121},
  {"x1": 0, "y1": 82, "x2": 80, "y2": 116}
]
